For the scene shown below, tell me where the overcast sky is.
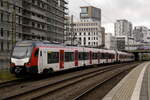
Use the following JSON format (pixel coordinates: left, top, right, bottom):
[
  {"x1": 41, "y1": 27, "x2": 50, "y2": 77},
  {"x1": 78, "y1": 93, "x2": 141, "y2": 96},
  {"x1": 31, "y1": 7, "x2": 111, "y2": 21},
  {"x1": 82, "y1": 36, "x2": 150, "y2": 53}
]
[{"x1": 68, "y1": 0, "x2": 150, "y2": 34}]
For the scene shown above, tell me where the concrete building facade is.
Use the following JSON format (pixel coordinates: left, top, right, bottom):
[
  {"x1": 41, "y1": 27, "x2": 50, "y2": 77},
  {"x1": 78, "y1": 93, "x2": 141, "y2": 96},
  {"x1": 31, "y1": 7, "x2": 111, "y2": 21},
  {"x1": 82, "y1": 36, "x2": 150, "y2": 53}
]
[
  {"x1": 147, "y1": 30, "x2": 150, "y2": 43},
  {"x1": 116, "y1": 36, "x2": 135, "y2": 51},
  {"x1": 0, "y1": 0, "x2": 68, "y2": 53},
  {"x1": 133, "y1": 26, "x2": 149, "y2": 43},
  {"x1": 73, "y1": 6, "x2": 104, "y2": 48},
  {"x1": 114, "y1": 19, "x2": 132, "y2": 37},
  {"x1": 74, "y1": 21, "x2": 102, "y2": 47},
  {"x1": 105, "y1": 33, "x2": 116, "y2": 50}
]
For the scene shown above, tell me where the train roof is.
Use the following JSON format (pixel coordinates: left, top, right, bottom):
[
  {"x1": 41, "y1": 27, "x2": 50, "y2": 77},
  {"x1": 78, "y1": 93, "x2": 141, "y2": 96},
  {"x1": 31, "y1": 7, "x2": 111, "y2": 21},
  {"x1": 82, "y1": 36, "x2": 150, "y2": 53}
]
[
  {"x1": 15, "y1": 40, "x2": 132, "y2": 55},
  {"x1": 15, "y1": 40, "x2": 65, "y2": 47}
]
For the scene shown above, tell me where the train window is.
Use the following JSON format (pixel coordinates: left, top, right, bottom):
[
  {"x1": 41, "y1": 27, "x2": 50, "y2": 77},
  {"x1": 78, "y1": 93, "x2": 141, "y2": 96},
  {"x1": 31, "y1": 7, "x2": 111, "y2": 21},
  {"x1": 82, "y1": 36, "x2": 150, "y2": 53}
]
[
  {"x1": 103, "y1": 53, "x2": 107, "y2": 59},
  {"x1": 47, "y1": 52, "x2": 59, "y2": 64},
  {"x1": 93, "y1": 53, "x2": 97, "y2": 59},
  {"x1": 100, "y1": 53, "x2": 104, "y2": 59},
  {"x1": 79, "y1": 52, "x2": 84, "y2": 60},
  {"x1": 111, "y1": 54, "x2": 115, "y2": 59},
  {"x1": 40, "y1": 51, "x2": 42, "y2": 56},
  {"x1": 108, "y1": 53, "x2": 111, "y2": 59},
  {"x1": 98, "y1": 53, "x2": 102, "y2": 59},
  {"x1": 92, "y1": 53, "x2": 95, "y2": 59},
  {"x1": 34, "y1": 49, "x2": 39, "y2": 57},
  {"x1": 65, "y1": 52, "x2": 74, "y2": 62},
  {"x1": 83, "y1": 52, "x2": 89, "y2": 60}
]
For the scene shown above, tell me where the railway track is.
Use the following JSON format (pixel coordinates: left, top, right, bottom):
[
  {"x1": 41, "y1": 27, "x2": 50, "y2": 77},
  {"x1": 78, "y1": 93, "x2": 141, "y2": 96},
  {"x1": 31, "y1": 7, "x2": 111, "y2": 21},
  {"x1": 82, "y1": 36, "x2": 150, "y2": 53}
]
[
  {"x1": 33, "y1": 63, "x2": 138, "y2": 100},
  {"x1": 0, "y1": 79, "x2": 22, "y2": 89},
  {"x1": 0, "y1": 63, "x2": 128, "y2": 91},
  {"x1": 0, "y1": 63, "x2": 132, "y2": 90},
  {"x1": 0, "y1": 62, "x2": 139, "y2": 100},
  {"x1": 73, "y1": 66, "x2": 135, "y2": 100}
]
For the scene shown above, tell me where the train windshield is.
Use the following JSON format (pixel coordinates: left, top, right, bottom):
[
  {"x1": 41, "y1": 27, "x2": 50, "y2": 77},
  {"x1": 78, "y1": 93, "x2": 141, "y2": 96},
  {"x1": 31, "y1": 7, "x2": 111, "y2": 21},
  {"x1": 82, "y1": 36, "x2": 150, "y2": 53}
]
[{"x1": 12, "y1": 46, "x2": 33, "y2": 59}]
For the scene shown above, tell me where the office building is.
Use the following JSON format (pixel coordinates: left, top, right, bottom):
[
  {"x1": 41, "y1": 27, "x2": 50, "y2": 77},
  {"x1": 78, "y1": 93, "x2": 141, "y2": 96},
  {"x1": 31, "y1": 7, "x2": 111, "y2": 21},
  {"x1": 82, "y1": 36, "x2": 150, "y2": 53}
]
[
  {"x1": 114, "y1": 19, "x2": 132, "y2": 37},
  {"x1": 133, "y1": 26, "x2": 148, "y2": 43},
  {"x1": 0, "y1": 0, "x2": 68, "y2": 52},
  {"x1": 73, "y1": 6, "x2": 103, "y2": 48}
]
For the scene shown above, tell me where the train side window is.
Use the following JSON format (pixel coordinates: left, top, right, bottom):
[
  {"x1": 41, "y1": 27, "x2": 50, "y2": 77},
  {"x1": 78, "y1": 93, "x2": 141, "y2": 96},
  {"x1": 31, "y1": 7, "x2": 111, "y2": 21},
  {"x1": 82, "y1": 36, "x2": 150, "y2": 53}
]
[
  {"x1": 79, "y1": 52, "x2": 83, "y2": 60},
  {"x1": 34, "y1": 49, "x2": 39, "y2": 57},
  {"x1": 83, "y1": 52, "x2": 88, "y2": 60},
  {"x1": 65, "y1": 52, "x2": 74, "y2": 62},
  {"x1": 47, "y1": 52, "x2": 59, "y2": 64},
  {"x1": 40, "y1": 51, "x2": 42, "y2": 56},
  {"x1": 101, "y1": 53, "x2": 104, "y2": 59},
  {"x1": 98, "y1": 53, "x2": 102, "y2": 59},
  {"x1": 93, "y1": 53, "x2": 97, "y2": 59}
]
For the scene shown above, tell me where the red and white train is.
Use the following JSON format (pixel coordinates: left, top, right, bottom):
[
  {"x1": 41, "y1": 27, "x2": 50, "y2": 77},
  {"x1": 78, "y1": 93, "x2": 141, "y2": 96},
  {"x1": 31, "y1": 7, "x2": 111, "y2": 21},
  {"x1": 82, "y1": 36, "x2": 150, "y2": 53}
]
[{"x1": 10, "y1": 40, "x2": 135, "y2": 75}]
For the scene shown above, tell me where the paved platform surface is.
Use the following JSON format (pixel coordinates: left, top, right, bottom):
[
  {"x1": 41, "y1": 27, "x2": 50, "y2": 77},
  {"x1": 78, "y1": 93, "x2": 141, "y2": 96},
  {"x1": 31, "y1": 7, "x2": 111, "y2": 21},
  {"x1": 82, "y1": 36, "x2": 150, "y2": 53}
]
[{"x1": 103, "y1": 62, "x2": 150, "y2": 100}]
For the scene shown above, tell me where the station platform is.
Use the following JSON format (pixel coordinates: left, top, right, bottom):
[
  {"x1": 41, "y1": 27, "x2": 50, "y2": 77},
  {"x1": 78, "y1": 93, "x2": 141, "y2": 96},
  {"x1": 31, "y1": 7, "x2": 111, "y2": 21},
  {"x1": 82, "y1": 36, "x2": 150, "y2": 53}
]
[{"x1": 103, "y1": 62, "x2": 150, "y2": 100}]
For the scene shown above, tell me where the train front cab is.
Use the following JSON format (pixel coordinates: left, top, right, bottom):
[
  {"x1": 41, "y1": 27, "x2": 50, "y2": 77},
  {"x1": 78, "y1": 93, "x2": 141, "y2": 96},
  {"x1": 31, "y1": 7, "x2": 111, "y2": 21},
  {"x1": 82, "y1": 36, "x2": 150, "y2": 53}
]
[{"x1": 10, "y1": 47, "x2": 39, "y2": 75}]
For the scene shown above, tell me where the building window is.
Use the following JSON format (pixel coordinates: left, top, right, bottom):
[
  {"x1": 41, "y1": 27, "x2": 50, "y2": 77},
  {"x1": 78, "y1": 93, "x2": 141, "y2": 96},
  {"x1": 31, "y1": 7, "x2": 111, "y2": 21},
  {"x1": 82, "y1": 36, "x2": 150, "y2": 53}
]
[
  {"x1": 42, "y1": 3, "x2": 44, "y2": 8},
  {"x1": 37, "y1": 23, "x2": 40, "y2": 28},
  {"x1": 81, "y1": 7, "x2": 88, "y2": 13},
  {"x1": 32, "y1": 13, "x2": 35, "y2": 16},
  {"x1": 37, "y1": 1, "x2": 40, "y2": 6},
  {"x1": 19, "y1": 16, "x2": 21, "y2": 24},
  {"x1": 7, "y1": 41, "x2": 9, "y2": 50},
  {"x1": 1, "y1": 41, "x2": 3, "y2": 51},
  {"x1": 19, "y1": 7, "x2": 21, "y2": 13},
  {"x1": 7, "y1": 14, "x2": 10, "y2": 21},
  {"x1": 32, "y1": 0, "x2": 35, "y2": 4},
  {"x1": 42, "y1": 25, "x2": 45, "y2": 29},
  {"x1": 41, "y1": 15, "x2": 44, "y2": 19},
  {"x1": 84, "y1": 32, "x2": 86, "y2": 35},
  {"x1": 32, "y1": 22, "x2": 35, "y2": 27},
  {"x1": 79, "y1": 37, "x2": 81, "y2": 41},
  {"x1": 84, "y1": 37, "x2": 86, "y2": 42},
  {"x1": 1, "y1": 28, "x2": 3, "y2": 37},
  {"x1": 1, "y1": 1, "x2": 3, "y2": 7},
  {"x1": 7, "y1": 2, "x2": 9, "y2": 9},
  {"x1": 88, "y1": 37, "x2": 90, "y2": 40},
  {"x1": 19, "y1": 33, "x2": 21, "y2": 38},
  {"x1": 1, "y1": 13, "x2": 3, "y2": 21},
  {"x1": 79, "y1": 33, "x2": 81, "y2": 35},
  {"x1": 7, "y1": 31, "x2": 9, "y2": 37},
  {"x1": 13, "y1": 5, "x2": 16, "y2": 10}
]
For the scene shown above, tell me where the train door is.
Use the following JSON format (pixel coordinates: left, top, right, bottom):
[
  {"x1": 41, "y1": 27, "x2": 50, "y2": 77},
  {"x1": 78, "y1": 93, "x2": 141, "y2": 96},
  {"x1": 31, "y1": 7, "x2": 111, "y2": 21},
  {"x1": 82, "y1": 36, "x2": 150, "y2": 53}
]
[
  {"x1": 33, "y1": 48, "x2": 39, "y2": 67},
  {"x1": 89, "y1": 51, "x2": 92, "y2": 64},
  {"x1": 60, "y1": 50, "x2": 64, "y2": 69},
  {"x1": 38, "y1": 48, "x2": 44, "y2": 73},
  {"x1": 75, "y1": 50, "x2": 78, "y2": 66}
]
